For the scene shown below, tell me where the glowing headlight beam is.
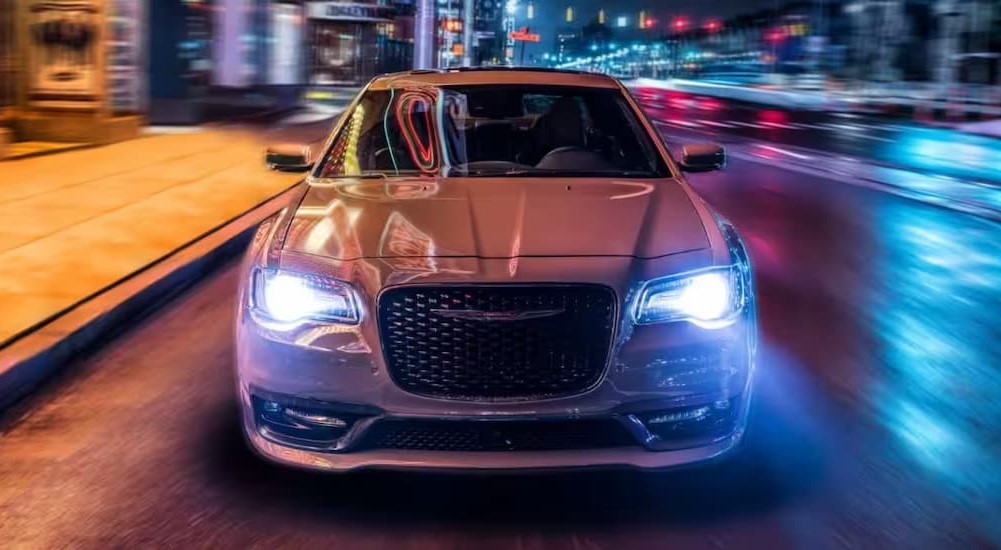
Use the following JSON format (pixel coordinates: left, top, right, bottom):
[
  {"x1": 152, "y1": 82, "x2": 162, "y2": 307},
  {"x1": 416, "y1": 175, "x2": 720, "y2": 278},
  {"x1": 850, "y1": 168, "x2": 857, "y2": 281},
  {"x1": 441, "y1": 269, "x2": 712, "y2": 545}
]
[
  {"x1": 634, "y1": 267, "x2": 744, "y2": 328},
  {"x1": 251, "y1": 268, "x2": 359, "y2": 325}
]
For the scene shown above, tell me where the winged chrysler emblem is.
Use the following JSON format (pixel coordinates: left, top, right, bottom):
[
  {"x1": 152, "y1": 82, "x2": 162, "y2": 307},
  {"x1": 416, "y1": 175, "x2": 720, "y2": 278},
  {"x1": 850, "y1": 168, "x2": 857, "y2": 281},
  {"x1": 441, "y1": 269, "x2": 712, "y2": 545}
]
[{"x1": 429, "y1": 308, "x2": 565, "y2": 322}]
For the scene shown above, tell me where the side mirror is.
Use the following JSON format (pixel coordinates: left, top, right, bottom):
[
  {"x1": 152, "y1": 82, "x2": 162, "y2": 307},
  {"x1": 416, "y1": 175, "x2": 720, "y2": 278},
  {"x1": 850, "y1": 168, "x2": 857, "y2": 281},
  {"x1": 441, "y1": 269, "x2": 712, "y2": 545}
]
[
  {"x1": 680, "y1": 143, "x2": 725, "y2": 173},
  {"x1": 265, "y1": 143, "x2": 314, "y2": 172}
]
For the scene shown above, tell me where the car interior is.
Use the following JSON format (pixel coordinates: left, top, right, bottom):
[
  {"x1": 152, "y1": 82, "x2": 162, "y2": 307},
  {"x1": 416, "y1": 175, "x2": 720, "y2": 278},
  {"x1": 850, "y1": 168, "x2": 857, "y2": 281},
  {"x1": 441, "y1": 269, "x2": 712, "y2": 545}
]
[{"x1": 448, "y1": 89, "x2": 645, "y2": 173}]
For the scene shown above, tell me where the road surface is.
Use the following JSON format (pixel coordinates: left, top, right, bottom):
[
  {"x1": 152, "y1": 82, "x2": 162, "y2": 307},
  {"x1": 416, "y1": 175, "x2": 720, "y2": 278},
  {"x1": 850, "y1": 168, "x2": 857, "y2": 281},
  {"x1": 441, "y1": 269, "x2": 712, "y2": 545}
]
[
  {"x1": 1, "y1": 119, "x2": 1000, "y2": 548},
  {"x1": 634, "y1": 88, "x2": 1001, "y2": 185}
]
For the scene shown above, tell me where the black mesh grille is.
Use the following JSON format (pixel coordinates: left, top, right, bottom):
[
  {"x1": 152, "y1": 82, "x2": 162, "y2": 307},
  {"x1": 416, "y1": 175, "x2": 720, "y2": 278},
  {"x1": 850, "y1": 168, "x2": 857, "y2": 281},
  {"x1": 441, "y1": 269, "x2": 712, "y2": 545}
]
[
  {"x1": 357, "y1": 419, "x2": 636, "y2": 452},
  {"x1": 378, "y1": 285, "x2": 616, "y2": 401}
]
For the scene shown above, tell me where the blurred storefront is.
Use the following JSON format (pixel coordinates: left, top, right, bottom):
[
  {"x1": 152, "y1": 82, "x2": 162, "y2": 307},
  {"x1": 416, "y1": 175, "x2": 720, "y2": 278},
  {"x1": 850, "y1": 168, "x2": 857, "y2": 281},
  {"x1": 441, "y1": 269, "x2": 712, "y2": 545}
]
[
  {"x1": 147, "y1": 0, "x2": 211, "y2": 123},
  {"x1": 149, "y1": 0, "x2": 307, "y2": 123},
  {"x1": 305, "y1": 1, "x2": 412, "y2": 86},
  {"x1": 1, "y1": 0, "x2": 13, "y2": 155},
  {"x1": 0, "y1": 0, "x2": 415, "y2": 154},
  {"x1": 1, "y1": 0, "x2": 145, "y2": 156}
]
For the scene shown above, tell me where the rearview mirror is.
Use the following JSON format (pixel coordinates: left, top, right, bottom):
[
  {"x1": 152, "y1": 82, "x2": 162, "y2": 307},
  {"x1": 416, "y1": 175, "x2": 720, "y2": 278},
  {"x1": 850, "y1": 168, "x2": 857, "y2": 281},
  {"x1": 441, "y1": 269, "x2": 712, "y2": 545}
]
[
  {"x1": 680, "y1": 143, "x2": 725, "y2": 173},
  {"x1": 265, "y1": 143, "x2": 314, "y2": 172}
]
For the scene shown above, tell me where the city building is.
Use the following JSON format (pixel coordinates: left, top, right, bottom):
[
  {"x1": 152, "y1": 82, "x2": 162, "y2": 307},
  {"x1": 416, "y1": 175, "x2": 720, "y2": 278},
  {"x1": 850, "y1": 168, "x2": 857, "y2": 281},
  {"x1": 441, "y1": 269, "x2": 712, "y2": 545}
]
[
  {"x1": 436, "y1": 0, "x2": 465, "y2": 67},
  {"x1": 434, "y1": 0, "x2": 503, "y2": 67},
  {"x1": 473, "y1": 0, "x2": 503, "y2": 64}
]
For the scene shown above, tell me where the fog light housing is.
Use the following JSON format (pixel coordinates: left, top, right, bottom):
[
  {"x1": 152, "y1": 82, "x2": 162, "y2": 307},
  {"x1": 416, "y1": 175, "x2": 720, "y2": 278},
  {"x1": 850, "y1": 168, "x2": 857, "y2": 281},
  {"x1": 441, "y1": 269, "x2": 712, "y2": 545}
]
[
  {"x1": 639, "y1": 398, "x2": 739, "y2": 444},
  {"x1": 252, "y1": 396, "x2": 362, "y2": 450},
  {"x1": 647, "y1": 406, "x2": 711, "y2": 425},
  {"x1": 281, "y1": 407, "x2": 349, "y2": 428}
]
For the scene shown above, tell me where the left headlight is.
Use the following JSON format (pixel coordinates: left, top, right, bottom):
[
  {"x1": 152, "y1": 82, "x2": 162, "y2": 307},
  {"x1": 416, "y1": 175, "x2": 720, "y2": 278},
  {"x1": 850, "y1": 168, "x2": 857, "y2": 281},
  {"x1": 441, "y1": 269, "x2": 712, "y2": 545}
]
[
  {"x1": 249, "y1": 268, "x2": 360, "y2": 325},
  {"x1": 633, "y1": 266, "x2": 746, "y2": 328}
]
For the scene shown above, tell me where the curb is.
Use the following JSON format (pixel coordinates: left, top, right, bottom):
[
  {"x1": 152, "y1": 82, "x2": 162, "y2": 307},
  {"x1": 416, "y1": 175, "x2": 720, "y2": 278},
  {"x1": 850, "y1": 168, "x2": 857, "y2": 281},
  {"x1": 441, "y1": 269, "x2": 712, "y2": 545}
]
[
  {"x1": 0, "y1": 184, "x2": 302, "y2": 412},
  {"x1": 1, "y1": 106, "x2": 308, "y2": 162},
  {"x1": 1, "y1": 142, "x2": 98, "y2": 162}
]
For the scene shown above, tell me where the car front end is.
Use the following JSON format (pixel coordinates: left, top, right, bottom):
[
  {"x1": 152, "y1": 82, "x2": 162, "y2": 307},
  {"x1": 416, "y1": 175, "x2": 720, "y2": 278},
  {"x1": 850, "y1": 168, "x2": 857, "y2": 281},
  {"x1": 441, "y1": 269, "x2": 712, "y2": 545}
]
[{"x1": 236, "y1": 69, "x2": 757, "y2": 472}]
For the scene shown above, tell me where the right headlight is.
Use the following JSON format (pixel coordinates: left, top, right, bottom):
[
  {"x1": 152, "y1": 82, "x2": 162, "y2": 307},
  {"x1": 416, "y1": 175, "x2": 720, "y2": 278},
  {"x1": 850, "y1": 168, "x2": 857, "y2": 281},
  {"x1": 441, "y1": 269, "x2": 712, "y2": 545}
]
[{"x1": 633, "y1": 265, "x2": 746, "y2": 328}]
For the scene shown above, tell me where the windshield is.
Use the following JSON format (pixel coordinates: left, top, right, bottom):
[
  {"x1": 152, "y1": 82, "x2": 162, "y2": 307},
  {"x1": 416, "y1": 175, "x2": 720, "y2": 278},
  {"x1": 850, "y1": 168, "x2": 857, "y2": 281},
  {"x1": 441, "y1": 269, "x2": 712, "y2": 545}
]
[{"x1": 315, "y1": 84, "x2": 671, "y2": 178}]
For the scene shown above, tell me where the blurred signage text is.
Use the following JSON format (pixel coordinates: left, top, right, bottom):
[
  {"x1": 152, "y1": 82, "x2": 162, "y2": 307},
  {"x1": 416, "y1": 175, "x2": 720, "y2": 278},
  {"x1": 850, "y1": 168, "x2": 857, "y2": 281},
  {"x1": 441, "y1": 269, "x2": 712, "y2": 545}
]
[
  {"x1": 307, "y1": 2, "x2": 394, "y2": 22},
  {"x1": 509, "y1": 28, "x2": 539, "y2": 43}
]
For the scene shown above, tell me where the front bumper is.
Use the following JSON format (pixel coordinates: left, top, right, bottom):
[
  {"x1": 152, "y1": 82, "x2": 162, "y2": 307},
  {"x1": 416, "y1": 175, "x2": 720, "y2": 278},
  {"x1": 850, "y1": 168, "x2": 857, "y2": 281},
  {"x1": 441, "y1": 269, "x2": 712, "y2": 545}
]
[
  {"x1": 239, "y1": 386, "x2": 751, "y2": 472},
  {"x1": 246, "y1": 428, "x2": 744, "y2": 473}
]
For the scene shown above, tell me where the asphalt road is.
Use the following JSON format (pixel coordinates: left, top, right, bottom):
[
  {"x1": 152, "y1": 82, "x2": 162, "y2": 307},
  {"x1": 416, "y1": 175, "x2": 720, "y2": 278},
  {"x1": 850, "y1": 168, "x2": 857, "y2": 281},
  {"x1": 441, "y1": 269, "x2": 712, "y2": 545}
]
[
  {"x1": 635, "y1": 89, "x2": 1001, "y2": 185},
  {"x1": 2, "y1": 122, "x2": 1001, "y2": 547}
]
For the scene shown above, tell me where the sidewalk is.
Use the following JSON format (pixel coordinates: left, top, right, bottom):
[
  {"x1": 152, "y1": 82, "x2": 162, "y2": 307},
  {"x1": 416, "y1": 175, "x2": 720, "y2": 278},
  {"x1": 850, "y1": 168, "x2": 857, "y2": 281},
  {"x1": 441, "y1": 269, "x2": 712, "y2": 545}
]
[{"x1": 0, "y1": 130, "x2": 302, "y2": 346}]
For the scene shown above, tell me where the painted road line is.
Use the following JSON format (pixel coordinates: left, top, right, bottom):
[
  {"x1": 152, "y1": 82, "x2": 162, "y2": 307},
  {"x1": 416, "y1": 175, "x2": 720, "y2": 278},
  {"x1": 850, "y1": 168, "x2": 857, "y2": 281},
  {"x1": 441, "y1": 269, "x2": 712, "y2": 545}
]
[
  {"x1": 825, "y1": 123, "x2": 867, "y2": 132},
  {"x1": 755, "y1": 144, "x2": 813, "y2": 160},
  {"x1": 699, "y1": 120, "x2": 735, "y2": 128},
  {"x1": 759, "y1": 121, "x2": 798, "y2": 130},
  {"x1": 857, "y1": 134, "x2": 895, "y2": 143},
  {"x1": 664, "y1": 119, "x2": 701, "y2": 128}
]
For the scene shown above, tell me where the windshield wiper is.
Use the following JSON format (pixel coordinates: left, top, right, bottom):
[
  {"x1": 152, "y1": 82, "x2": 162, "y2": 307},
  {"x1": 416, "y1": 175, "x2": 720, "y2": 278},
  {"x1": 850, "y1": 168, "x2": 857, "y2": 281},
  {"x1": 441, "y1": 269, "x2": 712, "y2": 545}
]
[
  {"x1": 452, "y1": 168, "x2": 533, "y2": 177},
  {"x1": 319, "y1": 171, "x2": 428, "y2": 180},
  {"x1": 559, "y1": 170, "x2": 660, "y2": 177},
  {"x1": 460, "y1": 168, "x2": 660, "y2": 178}
]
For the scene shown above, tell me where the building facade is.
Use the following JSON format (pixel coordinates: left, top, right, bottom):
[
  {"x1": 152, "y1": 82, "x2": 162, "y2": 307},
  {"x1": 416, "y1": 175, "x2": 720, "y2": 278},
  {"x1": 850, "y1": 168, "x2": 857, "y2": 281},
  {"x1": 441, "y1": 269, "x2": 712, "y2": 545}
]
[
  {"x1": 0, "y1": 0, "x2": 146, "y2": 155},
  {"x1": 473, "y1": 0, "x2": 503, "y2": 64},
  {"x1": 432, "y1": 0, "x2": 502, "y2": 68},
  {"x1": 305, "y1": 0, "x2": 413, "y2": 86},
  {"x1": 0, "y1": 0, "x2": 419, "y2": 156},
  {"x1": 1, "y1": 0, "x2": 13, "y2": 154}
]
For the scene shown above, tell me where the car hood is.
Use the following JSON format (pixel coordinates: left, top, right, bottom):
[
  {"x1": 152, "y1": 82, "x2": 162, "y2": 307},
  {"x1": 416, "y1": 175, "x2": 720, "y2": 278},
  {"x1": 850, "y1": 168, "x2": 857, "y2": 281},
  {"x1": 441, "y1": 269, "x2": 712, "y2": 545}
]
[{"x1": 282, "y1": 177, "x2": 710, "y2": 260}]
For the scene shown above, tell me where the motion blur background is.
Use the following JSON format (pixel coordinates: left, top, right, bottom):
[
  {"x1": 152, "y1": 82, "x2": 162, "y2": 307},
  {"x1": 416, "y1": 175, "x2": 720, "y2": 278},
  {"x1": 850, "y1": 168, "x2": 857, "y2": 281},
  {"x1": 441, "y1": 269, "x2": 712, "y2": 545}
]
[
  {"x1": 0, "y1": 0, "x2": 999, "y2": 149},
  {"x1": 2, "y1": 1, "x2": 1001, "y2": 547}
]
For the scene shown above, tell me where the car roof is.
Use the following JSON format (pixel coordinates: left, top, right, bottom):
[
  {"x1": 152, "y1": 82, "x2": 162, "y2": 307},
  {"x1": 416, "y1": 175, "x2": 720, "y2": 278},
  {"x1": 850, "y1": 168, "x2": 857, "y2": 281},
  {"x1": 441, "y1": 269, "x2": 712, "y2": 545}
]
[{"x1": 367, "y1": 67, "x2": 622, "y2": 90}]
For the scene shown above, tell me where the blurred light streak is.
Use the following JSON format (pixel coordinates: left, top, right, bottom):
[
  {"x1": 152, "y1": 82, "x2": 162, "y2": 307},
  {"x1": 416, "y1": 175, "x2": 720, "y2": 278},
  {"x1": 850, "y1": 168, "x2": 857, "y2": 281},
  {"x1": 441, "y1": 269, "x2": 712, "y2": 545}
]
[
  {"x1": 758, "y1": 110, "x2": 788, "y2": 124},
  {"x1": 890, "y1": 128, "x2": 1001, "y2": 183},
  {"x1": 874, "y1": 204, "x2": 1001, "y2": 518},
  {"x1": 754, "y1": 144, "x2": 810, "y2": 161}
]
